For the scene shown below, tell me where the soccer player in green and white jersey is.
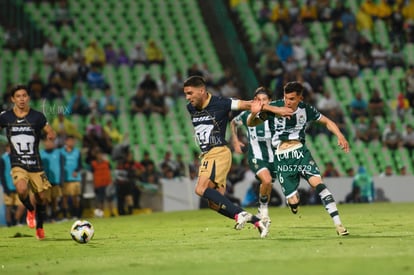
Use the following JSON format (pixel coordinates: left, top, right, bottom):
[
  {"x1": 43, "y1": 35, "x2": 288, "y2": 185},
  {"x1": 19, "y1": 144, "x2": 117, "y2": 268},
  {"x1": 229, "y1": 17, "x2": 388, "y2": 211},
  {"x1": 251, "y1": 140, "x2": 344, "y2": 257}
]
[
  {"x1": 247, "y1": 81, "x2": 350, "y2": 236},
  {"x1": 231, "y1": 87, "x2": 275, "y2": 220}
]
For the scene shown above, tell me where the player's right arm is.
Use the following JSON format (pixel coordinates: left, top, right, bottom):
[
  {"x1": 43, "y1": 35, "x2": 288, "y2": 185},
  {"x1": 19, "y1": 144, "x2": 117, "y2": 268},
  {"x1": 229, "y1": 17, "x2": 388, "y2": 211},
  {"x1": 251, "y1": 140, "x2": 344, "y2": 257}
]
[{"x1": 230, "y1": 118, "x2": 245, "y2": 154}]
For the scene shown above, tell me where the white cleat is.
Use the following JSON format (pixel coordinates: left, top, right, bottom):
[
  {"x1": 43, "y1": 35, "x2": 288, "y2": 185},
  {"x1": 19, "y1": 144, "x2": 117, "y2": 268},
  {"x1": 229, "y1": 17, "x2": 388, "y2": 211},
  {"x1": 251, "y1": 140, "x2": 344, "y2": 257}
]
[
  {"x1": 256, "y1": 217, "x2": 271, "y2": 238},
  {"x1": 234, "y1": 211, "x2": 252, "y2": 230}
]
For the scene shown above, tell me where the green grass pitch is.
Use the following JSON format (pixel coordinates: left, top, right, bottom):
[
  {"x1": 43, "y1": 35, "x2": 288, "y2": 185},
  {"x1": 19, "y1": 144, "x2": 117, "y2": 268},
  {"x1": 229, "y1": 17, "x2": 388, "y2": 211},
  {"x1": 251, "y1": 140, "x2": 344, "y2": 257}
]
[{"x1": 0, "y1": 202, "x2": 413, "y2": 275}]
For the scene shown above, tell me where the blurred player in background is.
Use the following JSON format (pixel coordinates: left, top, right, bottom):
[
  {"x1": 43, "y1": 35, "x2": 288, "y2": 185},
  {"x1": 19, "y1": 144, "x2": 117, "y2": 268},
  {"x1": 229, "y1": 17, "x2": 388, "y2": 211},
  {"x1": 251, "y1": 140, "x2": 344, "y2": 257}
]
[
  {"x1": 61, "y1": 135, "x2": 83, "y2": 219},
  {"x1": 183, "y1": 76, "x2": 293, "y2": 238},
  {"x1": 1, "y1": 144, "x2": 25, "y2": 226},
  {"x1": 0, "y1": 85, "x2": 56, "y2": 239},
  {"x1": 231, "y1": 87, "x2": 275, "y2": 220},
  {"x1": 40, "y1": 138, "x2": 64, "y2": 221},
  {"x1": 248, "y1": 81, "x2": 350, "y2": 236}
]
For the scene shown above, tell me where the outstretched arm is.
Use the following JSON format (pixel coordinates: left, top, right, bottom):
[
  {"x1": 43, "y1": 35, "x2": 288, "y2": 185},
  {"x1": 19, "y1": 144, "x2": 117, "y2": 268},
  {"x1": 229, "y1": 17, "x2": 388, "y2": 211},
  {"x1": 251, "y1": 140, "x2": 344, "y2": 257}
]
[
  {"x1": 230, "y1": 119, "x2": 245, "y2": 154},
  {"x1": 319, "y1": 115, "x2": 350, "y2": 153}
]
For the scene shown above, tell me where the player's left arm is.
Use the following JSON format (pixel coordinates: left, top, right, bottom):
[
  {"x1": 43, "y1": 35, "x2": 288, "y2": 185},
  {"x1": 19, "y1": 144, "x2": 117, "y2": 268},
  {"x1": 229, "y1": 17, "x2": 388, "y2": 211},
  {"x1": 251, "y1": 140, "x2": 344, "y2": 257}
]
[
  {"x1": 319, "y1": 115, "x2": 350, "y2": 153},
  {"x1": 43, "y1": 124, "x2": 56, "y2": 141}
]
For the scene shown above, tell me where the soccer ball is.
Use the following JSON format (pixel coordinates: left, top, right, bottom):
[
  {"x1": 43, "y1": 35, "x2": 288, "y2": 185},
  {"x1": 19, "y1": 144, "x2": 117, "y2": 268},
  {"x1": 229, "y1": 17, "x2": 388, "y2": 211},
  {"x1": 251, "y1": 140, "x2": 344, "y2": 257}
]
[{"x1": 70, "y1": 220, "x2": 94, "y2": 244}]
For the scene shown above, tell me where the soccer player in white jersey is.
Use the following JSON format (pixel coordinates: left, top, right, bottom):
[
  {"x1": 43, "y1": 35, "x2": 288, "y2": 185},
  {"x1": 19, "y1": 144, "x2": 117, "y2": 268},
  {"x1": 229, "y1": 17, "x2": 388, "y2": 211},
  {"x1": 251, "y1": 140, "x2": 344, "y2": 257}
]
[
  {"x1": 183, "y1": 76, "x2": 293, "y2": 238},
  {"x1": 231, "y1": 87, "x2": 275, "y2": 219},
  {"x1": 248, "y1": 81, "x2": 350, "y2": 236}
]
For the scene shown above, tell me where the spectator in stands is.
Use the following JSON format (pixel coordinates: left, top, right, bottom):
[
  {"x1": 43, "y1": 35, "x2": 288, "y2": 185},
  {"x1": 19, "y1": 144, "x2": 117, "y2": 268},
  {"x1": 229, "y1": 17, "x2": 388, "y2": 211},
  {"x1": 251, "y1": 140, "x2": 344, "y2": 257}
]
[
  {"x1": 367, "y1": 119, "x2": 381, "y2": 142},
  {"x1": 130, "y1": 43, "x2": 148, "y2": 66},
  {"x1": 175, "y1": 153, "x2": 187, "y2": 177},
  {"x1": 87, "y1": 65, "x2": 106, "y2": 90},
  {"x1": 130, "y1": 88, "x2": 151, "y2": 116},
  {"x1": 262, "y1": 50, "x2": 285, "y2": 89},
  {"x1": 43, "y1": 39, "x2": 59, "y2": 66},
  {"x1": 27, "y1": 72, "x2": 45, "y2": 101},
  {"x1": 83, "y1": 122, "x2": 112, "y2": 156},
  {"x1": 77, "y1": 57, "x2": 90, "y2": 83},
  {"x1": 304, "y1": 69, "x2": 324, "y2": 95},
  {"x1": 382, "y1": 121, "x2": 403, "y2": 150},
  {"x1": 188, "y1": 150, "x2": 200, "y2": 180},
  {"x1": 257, "y1": 1, "x2": 271, "y2": 27},
  {"x1": 157, "y1": 73, "x2": 174, "y2": 107},
  {"x1": 67, "y1": 88, "x2": 91, "y2": 116},
  {"x1": 98, "y1": 87, "x2": 120, "y2": 117},
  {"x1": 329, "y1": 19, "x2": 344, "y2": 46},
  {"x1": 270, "y1": 0, "x2": 290, "y2": 34},
  {"x1": 84, "y1": 39, "x2": 106, "y2": 67},
  {"x1": 290, "y1": 18, "x2": 309, "y2": 40},
  {"x1": 145, "y1": 39, "x2": 165, "y2": 66},
  {"x1": 104, "y1": 43, "x2": 117, "y2": 66},
  {"x1": 405, "y1": 64, "x2": 414, "y2": 108},
  {"x1": 316, "y1": 90, "x2": 339, "y2": 116},
  {"x1": 343, "y1": 23, "x2": 360, "y2": 48},
  {"x1": 389, "y1": 2, "x2": 405, "y2": 47},
  {"x1": 399, "y1": 165, "x2": 407, "y2": 176},
  {"x1": 354, "y1": 116, "x2": 370, "y2": 143},
  {"x1": 159, "y1": 151, "x2": 179, "y2": 178},
  {"x1": 253, "y1": 31, "x2": 273, "y2": 65},
  {"x1": 327, "y1": 52, "x2": 347, "y2": 78},
  {"x1": 169, "y1": 70, "x2": 185, "y2": 98},
  {"x1": 355, "y1": 35, "x2": 372, "y2": 68},
  {"x1": 276, "y1": 35, "x2": 293, "y2": 62},
  {"x1": 117, "y1": 47, "x2": 130, "y2": 66},
  {"x1": 53, "y1": 0, "x2": 74, "y2": 30},
  {"x1": 300, "y1": 0, "x2": 318, "y2": 22},
  {"x1": 395, "y1": 92, "x2": 410, "y2": 121},
  {"x1": 350, "y1": 92, "x2": 368, "y2": 122},
  {"x1": 43, "y1": 74, "x2": 64, "y2": 101},
  {"x1": 292, "y1": 38, "x2": 307, "y2": 68},
  {"x1": 368, "y1": 89, "x2": 386, "y2": 118},
  {"x1": 371, "y1": 44, "x2": 388, "y2": 71},
  {"x1": 59, "y1": 56, "x2": 78, "y2": 90},
  {"x1": 377, "y1": 0, "x2": 392, "y2": 19},
  {"x1": 187, "y1": 63, "x2": 204, "y2": 78},
  {"x1": 140, "y1": 150, "x2": 155, "y2": 170},
  {"x1": 220, "y1": 78, "x2": 239, "y2": 98},
  {"x1": 114, "y1": 150, "x2": 144, "y2": 214},
  {"x1": 403, "y1": 124, "x2": 414, "y2": 156},
  {"x1": 149, "y1": 89, "x2": 168, "y2": 116},
  {"x1": 356, "y1": 5, "x2": 374, "y2": 32},
  {"x1": 51, "y1": 113, "x2": 82, "y2": 148},
  {"x1": 340, "y1": 7, "x2": 356, "y2": 28},
  {"x1": 323, "y1": 161, "x2": 340, "y2": 177},
  {"x1": 287, "y1": 0, "x2": 301, "y2": 23},
  {"x1": 57, "y1": 36, "x2": 73, "y2": 61},
  {"x1": 103, "y1": 119, "x2": 123, "y2": 145},
  {"x1": 387, "y1": 44, "x2": 405, "y2": 70},
  {"x1": 331, "y1": 0, "x2": 346, "y2": 20},
  {"x1": 316, "y1": 0, "x2": 333, "y2": 22},
  {"x1": 138, "y1": 73, "x2": 158, "y2": 92},
  {"x1": 379, "y1": 165, "x2": 394, "y2": 177}
]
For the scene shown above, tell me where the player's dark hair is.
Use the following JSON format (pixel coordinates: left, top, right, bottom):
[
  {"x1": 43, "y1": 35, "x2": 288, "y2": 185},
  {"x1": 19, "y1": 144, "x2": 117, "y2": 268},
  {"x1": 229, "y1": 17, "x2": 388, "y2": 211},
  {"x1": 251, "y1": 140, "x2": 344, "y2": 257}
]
[
  {"x1": 10, "y1": 84, "x2": 29, "y2": 97},
  {"x1": 254, "y1": 86, "x2": 272, "y2": 99},
  {"x1": 183, "y1": 76, "x2": 206, "y2": 88},
  {"x1": 283, "y1": 81, "x2": 304, "y2": 95}
]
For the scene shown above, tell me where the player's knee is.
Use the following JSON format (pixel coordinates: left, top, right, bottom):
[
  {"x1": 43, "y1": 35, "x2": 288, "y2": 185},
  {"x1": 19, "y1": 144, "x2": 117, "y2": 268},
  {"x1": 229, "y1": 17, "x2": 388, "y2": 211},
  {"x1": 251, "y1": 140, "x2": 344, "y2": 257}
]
[{"x1": 14, "y1": 180, "x2": 28, "y2": 196}]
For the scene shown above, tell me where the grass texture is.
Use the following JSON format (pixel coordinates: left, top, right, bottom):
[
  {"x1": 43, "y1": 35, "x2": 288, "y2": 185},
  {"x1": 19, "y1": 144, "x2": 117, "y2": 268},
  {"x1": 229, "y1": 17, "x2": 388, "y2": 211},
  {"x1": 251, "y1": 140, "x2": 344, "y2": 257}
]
[{"x1": 0, "y1": 202, "x2": 413, "y2": 275}]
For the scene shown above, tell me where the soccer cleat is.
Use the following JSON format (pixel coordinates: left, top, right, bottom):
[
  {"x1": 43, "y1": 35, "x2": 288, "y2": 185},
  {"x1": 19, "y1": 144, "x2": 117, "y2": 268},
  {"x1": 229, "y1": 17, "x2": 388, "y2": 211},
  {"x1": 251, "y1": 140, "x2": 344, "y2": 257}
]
[
  {"x1": 234, "y1": 211, "x2": 252, "y2": 230},
  {"x1": 287, "y1": 202, "x2": 299, "y2": 215},
  {"x1": 36, "y1": 228, "x2": 45, "y2": 240},
  {"x1": 26, "y1": 210, "x2": 36, "y2": 229},
  {"x1": 255, "y1": 217, "x2": 271, "y2": 238},
  {"x1": 336, "y1": 224, "x2": 349, "y2": 236}
]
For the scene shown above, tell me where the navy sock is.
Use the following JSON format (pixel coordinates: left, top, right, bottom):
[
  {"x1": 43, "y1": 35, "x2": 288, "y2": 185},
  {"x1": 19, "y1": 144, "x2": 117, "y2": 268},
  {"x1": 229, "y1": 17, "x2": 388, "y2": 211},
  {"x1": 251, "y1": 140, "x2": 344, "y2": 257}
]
[
  {"x1": 36, "y1": 204, "x2": 46, "y2": 229},
  {"x1": 19, "y1": 195, "x2": 34, "y2": 211},
  {"x1": 203, "y1": 188, "x2": 243, "y2": 219}
]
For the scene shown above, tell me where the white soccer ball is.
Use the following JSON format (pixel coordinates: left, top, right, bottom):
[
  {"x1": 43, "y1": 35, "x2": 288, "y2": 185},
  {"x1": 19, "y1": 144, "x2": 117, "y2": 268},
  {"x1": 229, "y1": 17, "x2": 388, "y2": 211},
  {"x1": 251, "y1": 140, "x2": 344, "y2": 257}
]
[{"x1": 70, "y1": 220, "x2": 95, "y2": 244}]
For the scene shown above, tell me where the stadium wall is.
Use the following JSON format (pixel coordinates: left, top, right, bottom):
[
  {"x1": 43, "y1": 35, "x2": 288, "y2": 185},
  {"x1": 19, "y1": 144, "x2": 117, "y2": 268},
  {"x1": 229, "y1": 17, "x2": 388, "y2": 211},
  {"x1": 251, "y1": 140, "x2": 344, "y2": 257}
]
[{"x1": 160, "y1": 174, "x2": 414, "y2": 212}]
